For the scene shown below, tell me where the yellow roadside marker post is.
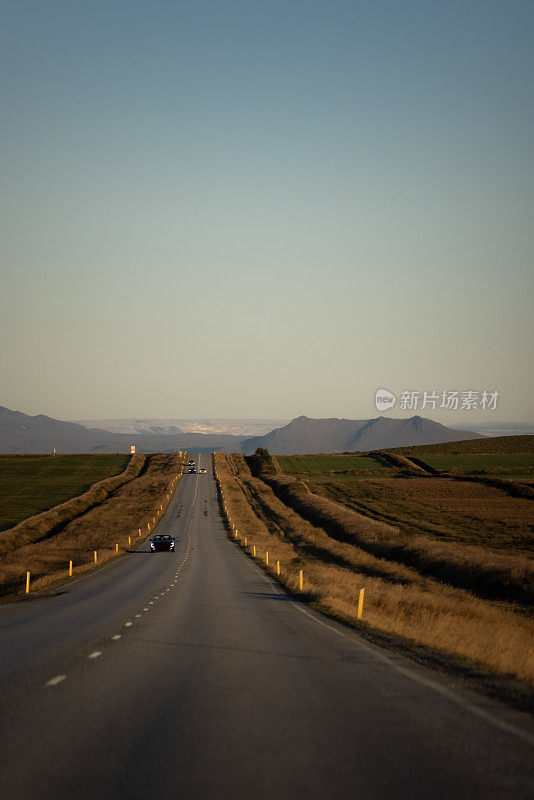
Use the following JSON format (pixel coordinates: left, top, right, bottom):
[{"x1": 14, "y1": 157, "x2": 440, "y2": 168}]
[
  {"x1": 69, "y1": 560, "x2": 73, "y2": 577},
  {"x1": 128, "y1": 536, "x2": 131, "y2": 546},
  {"x1": 115, "y1": 543, "x2": 119, "y2": 553},
  {"x1": 138, "y1": 528, "x2": 141, "y2": 537},
  {"x1": 244, "y1": 537, "x2": 247, "y2": 547},
  {"x1": 94, "y1": 551, "x2": 98, "y2": 565},
  {"x1": 265, "y1": 552, "x2": 269, "y2": 566},
  {"x1": 25, "y1": 571, "x2": 30, "y2": 594},
  {"x1": 299, "y1": 570, "x2": 303, "y2": 591},
  {"x1": 148, "y1": 523, "x2": 151, "y2": 531},
  {"x1": 276, "y1": 560, "x2": 280, "y2": 576},
  {"x1": 253, "y1": 545, "x2": 256, "y2": 557},
  {"x1": 357, "y1": 588, "x2": 365, "y2": 620}
]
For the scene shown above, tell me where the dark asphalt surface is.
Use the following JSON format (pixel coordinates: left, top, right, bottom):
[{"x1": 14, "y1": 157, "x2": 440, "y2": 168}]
[{"x1": 0, "y1": 454, "x2": 533, "y2": 799}]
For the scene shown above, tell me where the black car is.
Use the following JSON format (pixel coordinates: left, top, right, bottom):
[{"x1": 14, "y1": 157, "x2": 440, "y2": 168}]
[{"x1": 150, "y1": 534, "x2": 175, "y2": 552}]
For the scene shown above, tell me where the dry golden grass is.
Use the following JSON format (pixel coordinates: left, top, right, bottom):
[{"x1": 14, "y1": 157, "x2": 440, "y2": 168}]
[
  {"x1": 377, "y1": 452, "x2": 427, "y2": 475},
  {"x1": 1, "y1": 453, "x2": 184, "y2": 596},
  {"x1": 214, "y1": 452, "x2": 534, "y2": 686},
  {"x1": 252, "y1": 467, "x2": 533, "y2": 606}
]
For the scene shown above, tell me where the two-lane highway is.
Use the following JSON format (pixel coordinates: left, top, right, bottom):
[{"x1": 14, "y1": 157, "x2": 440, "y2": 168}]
[{"x1": 0, "y1": 454, "x2": 533, "y2": 799}]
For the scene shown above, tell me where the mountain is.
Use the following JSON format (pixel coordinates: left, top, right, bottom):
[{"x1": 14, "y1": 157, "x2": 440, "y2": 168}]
[
  {"x1": 240, "y1": 415, "x2": 484, "y2": 455},
  {"x1": 0, "y1": 407, "x2": 484, "y2": 456},
  {"x1": 0, "y1": 407, "x2": 245, "y2": 454}
]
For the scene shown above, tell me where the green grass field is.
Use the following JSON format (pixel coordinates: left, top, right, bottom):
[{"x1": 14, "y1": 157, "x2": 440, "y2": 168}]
[
  {"x1": 275, "y1": 441, "x2": 534, "y2": 552},
  {"x1": 413, "y1": 453, "x2": 534, "y2": 475},
  {"x1": 277, "y1": 454, "x2": 390, "y2": 475},
  {"x1": 0, "y1": 454, "x2": 131, "y2": 531},
  {"x1": 306, "y1": 475, "x2": 534, "y2": 551}
]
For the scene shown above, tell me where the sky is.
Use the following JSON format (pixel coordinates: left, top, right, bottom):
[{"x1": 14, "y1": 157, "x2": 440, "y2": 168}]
[{"x1": 1, "y1": 0, "x2": 533, "y2": 424}]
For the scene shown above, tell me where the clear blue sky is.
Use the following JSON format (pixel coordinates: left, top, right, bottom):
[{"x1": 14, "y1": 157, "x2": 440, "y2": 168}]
[{"x1": 1, "y1": 0, "x2": 532, "y2": 422}]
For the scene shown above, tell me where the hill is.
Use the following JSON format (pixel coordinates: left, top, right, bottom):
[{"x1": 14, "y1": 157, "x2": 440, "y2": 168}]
[
  {"x1": 241, "y1": 415, "x2": 483, "y2": 455},
  {"x1": 390, "y1": 435, "x2": 534, "y2": 456}
]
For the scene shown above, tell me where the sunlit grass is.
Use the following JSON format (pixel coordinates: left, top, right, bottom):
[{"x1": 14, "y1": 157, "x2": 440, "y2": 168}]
[{"x1": 215, "y1": 451, "x2": 534, "y2": 685}]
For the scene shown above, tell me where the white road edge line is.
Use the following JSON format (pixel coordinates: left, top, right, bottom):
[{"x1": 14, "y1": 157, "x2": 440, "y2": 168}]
[
  {"x1": 88, "y1": 651, "x2": 102, "y2": 659},
  {"x1": 250, "y1": 524, "x2": 534, "y2": 748},
  {"x1": 111, "y1": 634, "x2": 121, "y2": 640},
  {"x1": 290, "y1": 605, "x2": 534, "y2": 747}
]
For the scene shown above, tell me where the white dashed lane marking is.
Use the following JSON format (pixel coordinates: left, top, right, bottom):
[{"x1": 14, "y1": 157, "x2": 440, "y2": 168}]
[
  {"x1": 46, "y1": 674, "x2": 67, "y2": 687},
  {"x1": 39, "y1": 457, "x2": 199, "y2": 694}
]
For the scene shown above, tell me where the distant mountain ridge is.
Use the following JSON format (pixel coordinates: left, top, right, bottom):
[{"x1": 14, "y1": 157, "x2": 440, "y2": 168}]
[
  {"x1": 240, "y1": 415, "x2": 483, "y2": 455},
  {"x1": 0, "y1": 407, "x2": 245, "y2": 454},
  {"x1": 0, "y1": 407, "x2": 483, "y2": 455}
]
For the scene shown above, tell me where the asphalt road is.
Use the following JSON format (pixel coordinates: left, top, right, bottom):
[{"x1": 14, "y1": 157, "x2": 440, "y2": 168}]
[{"x1": 0, "y1": 454, "x2": 533, "y2": 799}]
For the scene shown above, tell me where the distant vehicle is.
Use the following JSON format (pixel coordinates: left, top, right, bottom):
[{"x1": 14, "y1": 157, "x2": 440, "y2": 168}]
[
  {"x1": 188, "y1": 460, "x2": 195, "y2": 466},
  {"x1": 150, "y1": 534, "x2": 175, "y2": 552},
  {"x1": 188, "y1": 468, "x2": 196, "y2": 473},
  {"x1": 199, "y1": 468, "x2": 206, "y2": 474}
]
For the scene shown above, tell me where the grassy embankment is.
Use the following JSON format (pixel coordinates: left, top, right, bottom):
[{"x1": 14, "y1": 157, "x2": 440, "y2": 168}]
[
  {"x1": 0, "y1": 454, "x2": 131, "y2": 531},
  {"x1": 278, "y1": 450, "x2": 534, "y2": 555},
  {"x1": 0, "y1": 452, "x2": 185, "y2": 597},
  {"x1": 213, "y1": 447, "x2": 534, "y2": 698},
  {"x1": 393, "y1": 435, "x2": 534, "y2": 485}
]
